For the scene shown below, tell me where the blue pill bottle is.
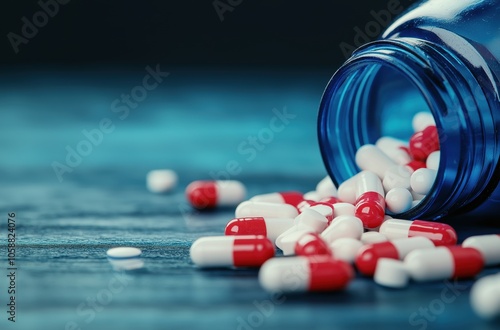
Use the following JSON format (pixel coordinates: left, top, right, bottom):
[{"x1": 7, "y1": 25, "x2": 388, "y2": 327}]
[{"x1": 318, "y1": 0, "x2": 500, "y2": 220}]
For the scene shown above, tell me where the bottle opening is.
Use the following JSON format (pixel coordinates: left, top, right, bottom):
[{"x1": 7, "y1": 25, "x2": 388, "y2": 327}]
[{"x1": 318, "y1": 43, "x2": 446, "y2": 219}]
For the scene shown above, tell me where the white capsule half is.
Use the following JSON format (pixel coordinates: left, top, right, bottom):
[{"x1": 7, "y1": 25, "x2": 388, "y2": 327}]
[
  {"x1": 374, "y1": 258, "x2": 409, "y2": 288},
  {"x1": 235, "y1": 201, "x2": 299, "y2": 219},
  {"x1": 295, "y1": 208, "x2": 329, "y2": 232},
  {"x1": 375, "y1": 137, "x2": 412, "y2": 165},
  {"x1": 320, "y1": 215, "x2": 363, "y2": 244},
  {"x1": 338, "y1": 175, "x2": 358, "y2": 204},
  {"x1": 316, "y1": 176, "x2": 338, "y2": 198},
  {"x1": 329, "y1": 238, "x2": 363, "y2": 263},
  {"x1": 463, "y1": 234, "x2": 500, "y2": 266},
  {"x1": 332, "y1": 203, "x2": 356, "y2": 218},
  {"x1": 383, "y1": 165, "x2": 412, "y2": 192},
  {"x1": 355, "y1": 144, "x2": 397, "y2": 179},
  {"x1": 355, "y1": 171, "x2": 384, "y2": 197},
  {"x1": 361, "y1": 231, "x2": 388, "y2": 245}
]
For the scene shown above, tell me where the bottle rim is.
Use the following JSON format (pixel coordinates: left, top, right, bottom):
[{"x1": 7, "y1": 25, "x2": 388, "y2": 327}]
[{"x1": 318, "y1": 38, "x2": 497, "y2": 219}]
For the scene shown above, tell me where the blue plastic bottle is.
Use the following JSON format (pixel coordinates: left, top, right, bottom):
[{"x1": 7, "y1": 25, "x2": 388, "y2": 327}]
[{"x1": 318, "y1": 0, "x2": 500, "y2": 220}]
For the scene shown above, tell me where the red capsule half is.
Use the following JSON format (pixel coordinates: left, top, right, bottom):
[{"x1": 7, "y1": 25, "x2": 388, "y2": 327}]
[
  {"x1": 409, "y1": 125, "x2": 440, "y2": 161},
  {"x1": 294, "y1": 233, "x2": 331, "y2": 257}
]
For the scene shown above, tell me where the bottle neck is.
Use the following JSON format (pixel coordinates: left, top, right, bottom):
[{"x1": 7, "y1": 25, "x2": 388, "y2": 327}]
[{"x1": 318, "y1": 38, "x2": 499, "y2": 219}]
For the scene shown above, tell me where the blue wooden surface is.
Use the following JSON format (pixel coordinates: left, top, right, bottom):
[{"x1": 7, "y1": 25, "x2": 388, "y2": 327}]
[{"x1": 0, "y1": 69, "x2": 499, "y2": 330}]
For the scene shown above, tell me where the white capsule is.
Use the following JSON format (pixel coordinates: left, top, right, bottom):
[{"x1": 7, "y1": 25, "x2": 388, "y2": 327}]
[
  {"x1": 375, "y1": 137, "x2": 412, "y2": 165},
  {"x1": 355, "y1": 171, "x2": 384, "y2": 197},
  {"x1": 235, "y1": 201, "x2": 299, "y2": 219},
  {"x1": 410, "y1": 168, "x2": 437, "y2": 195},
  {"x1": 308, "y1": 204, "x2": 334, "y2": 222},
  {"x1": 412, "y1": 112, "x2": 436, "y2": 132},
  {"x1": 303, "y1": 190, "x2": 321, "y2": 202},
  {"x1": 374, "y1": 258, "x2": 409, "y2": 288},
  {"x1": 146, "y1": 169, "x2": 178, "y2": 193},
  {"x1": 329, "y1": 238, "x2": 363, "y2": 263},
  {"x1": 332, "y1": 203, "x2": 356, "y2": 218},
  {"x1": 316, "y1": 176, "x2": 338, "y2": 198},
  {"x1": 426, "y1": 151, "x2": 440, "y2": 171},
  {"x1": 385, "y1": 187, "x2": 413, "y2": 214},
  {"x1": 470, "y1": 272, "x2": 500, "y2": 319},
  {"x1": 107, "y1": 247, "x2": 142, "y2": 259},
  {"x1": 355, "y1": 144, "x2": 397, "y2": 179},
  {"x1": 294, "y1": 208, "x2": 329, "y2": 233},
  {"x1": 338, "y1": 175, "x2": 358, "y2": 204},
  {"x1": 361, "y1": 231, "x2": 388, "y2": 245},
  {"x1": 186, "y1": 180, "x2": 246, "y2": 208},
  {"x1": 320, "y1": 215, "x2": 363, "y2": 244},
  {"x1": 383, "y1": 165, "x2": 412, "y2": 192}
]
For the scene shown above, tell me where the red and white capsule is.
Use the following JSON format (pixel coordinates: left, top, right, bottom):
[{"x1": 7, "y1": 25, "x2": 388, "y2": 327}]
[
  {"x1": 355, "y1": 236, "x2": 435, "y2": 276},
  {"x1": 294, "y1": 233, "x2": 331, "y2": 257},
  {"x1": 405, "y1": 246, "x2": 484, "y2": 281},
  {"x1": 409, "y1": 125, "x2": 440, "y2": 161},
  {"x1": 354, "y1": 171, "x2": 386, "y2": 229},
  {"x1": 250, "y1": 191, "x2": 304, "y2": 208},
  {"x1": 259, "y1": 255, "x2": 354, "y2": 292},
  {"x1": 186, "y1": 180, "x2": 246, "y2": 209},
  {"x1": 379, "y1": 219, "x2": 457, "y2": 246},
  {"x1": 190, "y1": 235, "x2": 274, "y2": 268},
  {"x1": 462, "y1": 234, "x2": 500, "y2": 266},
  {"x1": 224, "y1": 217, "x2": 294, "y2": 242},
  {"x1": 235, "y1": 201, "x2": 299, "y2": 219}
]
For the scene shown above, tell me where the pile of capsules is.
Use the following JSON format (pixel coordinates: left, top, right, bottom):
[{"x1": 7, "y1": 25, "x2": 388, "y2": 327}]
[{"x1": 144, "y1": 112, "x2": 500, "y2": 320}]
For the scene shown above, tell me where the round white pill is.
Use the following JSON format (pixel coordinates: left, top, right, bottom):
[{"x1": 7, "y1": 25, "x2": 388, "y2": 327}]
[
  {"x1": 410, "y1": 168, "x2": 437, "y2": 195},
  {"x1": 470, "y1": 272, "x2": 500, "y2": 319},
  {"x1": 385, "y1": 187, "x2": 413, "y2": 214},
  {"x1": 361, "y1": 231, "x2": 388, "y2": 245},
  {"x1": 426, "y1": 151, "x2": 440, "y2": 171},
  {"x1": 374, "y1": 258, "x2": 409, "y2": 288},
  {"x1": 329, "y1": 238, "x2": 363, "y2": 263},
  {"x1": 146, "y1": 169, "x2": 178, "y2": 193},
  {"x1": 107, "y1": 247, "x2": 142, "y2": 259}
]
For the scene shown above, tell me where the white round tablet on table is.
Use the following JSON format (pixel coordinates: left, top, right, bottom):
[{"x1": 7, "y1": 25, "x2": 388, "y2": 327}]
[
  {"x1": 374, "y1": 258, "x2": 409, "y2": 288},
  {"x1": 107, "y1": 247, "x2": 142, "y2": 259}
]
